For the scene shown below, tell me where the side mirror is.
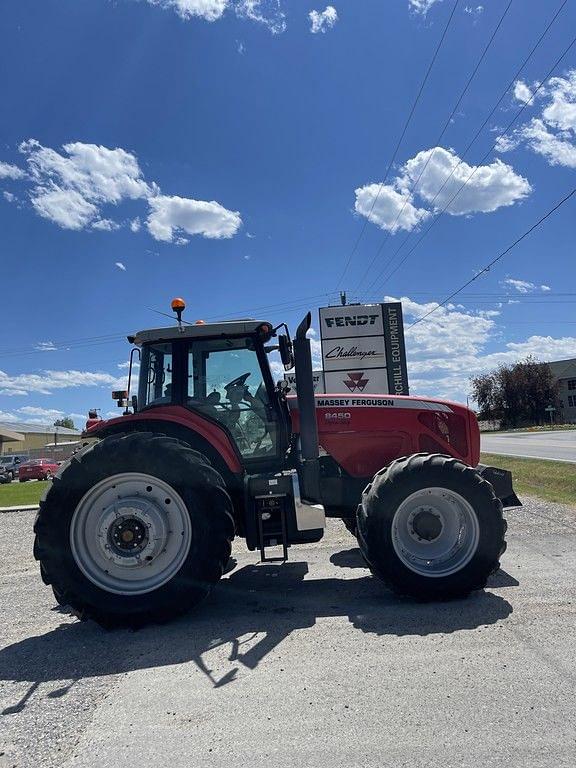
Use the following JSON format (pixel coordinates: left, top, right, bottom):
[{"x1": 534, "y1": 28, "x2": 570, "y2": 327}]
[{"x1": 278, "y1": 334, "x2": 295, "y2": 371}]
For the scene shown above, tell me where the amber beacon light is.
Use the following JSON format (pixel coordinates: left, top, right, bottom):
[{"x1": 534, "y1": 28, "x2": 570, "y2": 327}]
[{"x1": 171, "y1": 297, "x2": 186, "y2": 325}]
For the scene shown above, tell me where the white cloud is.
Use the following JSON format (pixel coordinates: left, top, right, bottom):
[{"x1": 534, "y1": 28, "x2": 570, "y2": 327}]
[
  {"x1": 513, "y1": 80, "x2": 533, "y2": 104},
  {"x1": 354, "y1": 183, "x2": 430, "y2": 233},
  {"x1": 146, "y1": 194, "x2": 242, "y2": 242},
  {"x1": 145, "y1": 0, "x2": 228, "y2": 21},
  {"x1": 21, "y1": 139, "x2": 151, "y2": 205},
  {"x1": 309, "y1": 5, "x2": 338, "y2": 34},
  {"x1": 17, "y1": 406, "x2": 64, "y2": 419},
  {"x1": 399, "y1": 147, "x2": 531, "y2": 216},
  {"x1": 503, "y1": 278, "x2": 535, "y2": 294},
  {"x1": 0, "y1": 411, "x2": 19, "y2": 423},
  {"x1": 141, "y1": 0, "x2": 287, "y2": 32},
  {"x1": 409, "y1": 0, "x2": 441, "y2": 14},
  {"x1": 355, "y1": 146, "x2": 531, "y2": 233},
  {"x1": 16, "y1": 139, "x2": 150, "y2": 230},
  {"x1": 541, "y1": 71, "x2": 576, "y2": 132},
  {"x1": 92, "y1": 218, "x2": 121, "y2": 231},
  {"x1": 30, "y1": 186, "x2": 99, "y2": 230},
  {"x1": 0, "y1": 161, "x2": 26, "y2": 180},
  {"x1": 383, "y1": 295, "x2": 576, "y2": 403},
  {"x1": 34, "y1": 341, "x2": 57, "y2": 352},
  {"x1": 246, "y1": 231, "x2": 255, "y2": 238},
  {"x1": 501, "y1": 278, "x2": 550, "y2": 294},
  {"x1": 0, "y1": 406, "x2": 87, "y2": 427},
  {"x1": 0, "y1": 369, "x2": 124, "y2": 397},
  {"x1": 1, "y1": 139, "x2": 242, "y2": 243},
  {"x1": 463, "y1": 4, "x2": 483, "y2": 15},
  {"x1": 3, "y1": 191, "x2": 16, "y2": 203},
  {"x1": 514, "y1": 118, "x2": 576, "y2": 169},
  {"x1": 115, "y1": 262, "x2": 127, "y2": 271},
  {"x1": 498, "y1": 70, "x2": 576, "y2": 169},
  {"x1": 235, "y1": 1, "x2": 287, "y2": 34},
  {"x1": 236, "y1": 40, "x2": 246, "y2": 54}
]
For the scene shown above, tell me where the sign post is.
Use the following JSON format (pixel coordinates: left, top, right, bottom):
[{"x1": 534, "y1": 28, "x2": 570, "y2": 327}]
[{"x1": 545, "y1": 404, "x2": 556, "y2": 426}]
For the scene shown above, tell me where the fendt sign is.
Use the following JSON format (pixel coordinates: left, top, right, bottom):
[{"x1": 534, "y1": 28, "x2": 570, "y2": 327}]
[{"x1": 319, "y1": 302, "x2": 409, "y2": 395}]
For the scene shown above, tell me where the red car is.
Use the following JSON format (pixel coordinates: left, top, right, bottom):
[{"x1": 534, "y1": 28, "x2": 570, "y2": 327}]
[{"x1": 18, "y1": 458, "x2": 59, "y2": 482}]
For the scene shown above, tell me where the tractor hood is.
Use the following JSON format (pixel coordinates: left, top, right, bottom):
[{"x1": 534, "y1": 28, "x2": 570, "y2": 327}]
[{"x1": 288, "y1": 393, "x2": 480, "y2": 478}]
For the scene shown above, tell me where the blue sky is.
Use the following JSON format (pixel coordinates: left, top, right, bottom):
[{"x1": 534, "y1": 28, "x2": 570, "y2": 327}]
[{"x1": 0, "y1": 0, "x2": 575, "y2": 427}]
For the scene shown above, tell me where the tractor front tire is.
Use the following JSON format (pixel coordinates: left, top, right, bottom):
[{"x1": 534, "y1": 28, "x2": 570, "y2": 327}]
[
  {"x1": 357, "y1": 454, "x2": 506, "y2": 600},
  {"x1": 33, "y1": 432, "x2": 234, "y2": 627}
]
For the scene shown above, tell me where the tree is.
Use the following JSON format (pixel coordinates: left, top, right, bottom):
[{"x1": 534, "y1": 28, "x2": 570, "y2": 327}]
[
  {"x1": 54, "y1": 417, "x2": 75, "y2": 430},
  {"x1": 471, "y1": 356, "x2": 560, "y2": 428}
]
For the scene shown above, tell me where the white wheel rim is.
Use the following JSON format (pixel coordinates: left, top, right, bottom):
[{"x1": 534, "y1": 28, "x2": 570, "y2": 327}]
[
  {"x1": 391, "y1": 487, "x2": 480, "y2": 578},
  {"x1": 70, "y1": 472, "x2": 192, "y2": 595}
]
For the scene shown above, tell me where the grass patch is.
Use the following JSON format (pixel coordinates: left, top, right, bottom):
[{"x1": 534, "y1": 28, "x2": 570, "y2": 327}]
[
  {"x1": 0, "y1": 480, "x2": 50, "y2": 508},
  {"x1": 481, "y1": 424, "x2": 576, "y2": 434},
  {"x1": 481, "y1": 452, "x2": 576, "y2": 506}
]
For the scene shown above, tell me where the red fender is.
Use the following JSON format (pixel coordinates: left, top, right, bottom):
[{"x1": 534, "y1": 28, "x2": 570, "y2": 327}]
[{"x1": 85, "y1": 405, "x2": 243, "y2": 473}]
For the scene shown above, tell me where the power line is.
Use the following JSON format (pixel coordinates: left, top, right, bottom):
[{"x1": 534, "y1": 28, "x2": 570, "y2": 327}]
[
  {"x1": 353, "y1": 0, "x2": 515, "y2": 295},
  {"x1": 205, "y1": 292, "x2": 339, "y2": 320},
  {"x1": 367, "y1": 291, "x2": 576, "y2": 298},
  {"x1": 335, "y1": 0, "x2": 460, "y2": 289},
  {"x1": 362, "y1": 1, "x2": 572, "y2": 297},
  {"x1": 407, "y1": 186, "x2": 576, "y2": 329},
  {"x1": 0, "y1": 334, "x2": 126, "y2": 361}
]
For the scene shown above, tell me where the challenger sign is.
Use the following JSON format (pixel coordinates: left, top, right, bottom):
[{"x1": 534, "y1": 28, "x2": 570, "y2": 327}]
[{"x1": 319, "y1": 302, "x2": 409, "y2": 395}]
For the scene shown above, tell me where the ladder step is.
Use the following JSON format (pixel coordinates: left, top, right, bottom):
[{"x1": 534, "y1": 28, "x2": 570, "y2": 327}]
[{"x1": 257, "y1": 501, "x2": 288, "y2": 562}]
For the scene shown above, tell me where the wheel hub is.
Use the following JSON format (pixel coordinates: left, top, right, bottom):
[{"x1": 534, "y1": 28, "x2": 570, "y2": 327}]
[
  {"x1": 109, "y1": 516, "x2": 149, "y2": 555},
  {"x1": 391, "y1": 487, "x2": 480, "y2": 578},
  {"x1": 410, "y1": 508, "x2": 443, "y2": 542},
  {"x1": 70, "y1": 473, "x2": 192, "y2": 595}
]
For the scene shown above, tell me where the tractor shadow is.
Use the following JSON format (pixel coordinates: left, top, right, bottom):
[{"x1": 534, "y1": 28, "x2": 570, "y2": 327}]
[
  {"x1": 0, "y1": 559, "x2": 514, "y2": 704},
  {"x1": 330, "y1": 547, "x2": 520, "y2": 587}
]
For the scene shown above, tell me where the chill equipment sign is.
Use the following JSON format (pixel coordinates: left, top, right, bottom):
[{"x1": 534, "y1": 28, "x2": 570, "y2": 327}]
[{"x1": 319, "y1": 302, "x2": 409, "y2": 395}]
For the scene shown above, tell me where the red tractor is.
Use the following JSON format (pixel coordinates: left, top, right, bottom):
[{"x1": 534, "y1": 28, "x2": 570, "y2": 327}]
[{"x1": 34, "y1": 300, "x2": 519, "y2": 627}]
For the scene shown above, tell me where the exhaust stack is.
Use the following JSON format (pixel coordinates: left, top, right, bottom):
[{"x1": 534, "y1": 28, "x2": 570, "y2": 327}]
[{"x1": 293, "y1": 312, "x2": 320, "y2": 501}]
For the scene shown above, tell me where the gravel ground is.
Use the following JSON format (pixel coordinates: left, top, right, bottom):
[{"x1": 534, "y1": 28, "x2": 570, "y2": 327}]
[{"x1": 0, "y1": 496, "x2": 575, "y2": 768}]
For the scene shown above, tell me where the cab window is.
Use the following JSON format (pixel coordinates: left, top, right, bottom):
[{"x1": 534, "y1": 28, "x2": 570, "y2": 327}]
[
  {"x1": 187, "y1": 338, "x2": 278, "y2": 460},
  {"x1": 139, "y1": 343, "x2": 173, "y2": 407}
]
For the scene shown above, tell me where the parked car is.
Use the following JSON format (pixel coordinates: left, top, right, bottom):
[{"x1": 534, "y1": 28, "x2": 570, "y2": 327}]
[
  {"x1": 18, "y1": 458, "x2": 59, "y2": 482},
  {"x1": 0, "y1": 454, "x2": 28, "y2": 484}
]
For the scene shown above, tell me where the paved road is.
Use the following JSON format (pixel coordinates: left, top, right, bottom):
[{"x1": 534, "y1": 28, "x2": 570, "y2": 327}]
[
  {"x1": 481, "y1": 429, "x2": 576, "y2": 462},
  {"x1": 1, "y1": 503, "x2": 576, "y2": 768}
]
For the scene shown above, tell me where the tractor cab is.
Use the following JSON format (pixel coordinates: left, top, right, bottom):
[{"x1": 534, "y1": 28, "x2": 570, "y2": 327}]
[{"x1": 131, "y1": 318, "x2": 291, "y2": 466}]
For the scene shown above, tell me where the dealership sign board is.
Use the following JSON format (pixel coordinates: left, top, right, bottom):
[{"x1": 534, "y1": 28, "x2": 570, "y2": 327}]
[{"x1": 319, "y1": 302, "x2": 409, "y2": 395}]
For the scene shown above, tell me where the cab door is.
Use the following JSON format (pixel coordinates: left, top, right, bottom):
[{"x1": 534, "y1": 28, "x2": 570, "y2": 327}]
[{"x1": 186, "y1": 336, "x2": 287, "y2": 468}]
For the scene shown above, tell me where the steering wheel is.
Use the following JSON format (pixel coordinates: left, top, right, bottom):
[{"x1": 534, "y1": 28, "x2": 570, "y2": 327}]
[{"x1": 224, "y1": 372, "x2": 251, "y2": 393}]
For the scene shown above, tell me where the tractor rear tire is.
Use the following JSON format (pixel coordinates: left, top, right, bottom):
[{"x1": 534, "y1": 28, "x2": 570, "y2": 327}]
[
  {"x1": 357, "y1": 454, "x2": 506, "y2": 600},
  {"x1": 33, "y1": 432, "x2": 235, "y2": 627}
]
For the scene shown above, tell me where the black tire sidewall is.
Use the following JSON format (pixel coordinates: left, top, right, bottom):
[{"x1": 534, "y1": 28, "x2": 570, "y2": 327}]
[
  {"x1": 359, "y1": 457, "x2": 504, "y2": 598},
  {"x1": 35, "y1": 433, "x2": 234, "y2": 623}
]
